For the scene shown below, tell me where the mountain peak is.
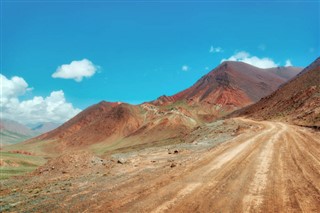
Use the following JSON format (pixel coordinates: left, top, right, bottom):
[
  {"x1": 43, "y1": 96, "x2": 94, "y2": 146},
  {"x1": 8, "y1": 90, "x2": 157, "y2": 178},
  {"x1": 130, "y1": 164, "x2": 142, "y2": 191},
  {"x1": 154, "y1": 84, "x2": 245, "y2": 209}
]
[
  {"x1": 152, "y1": 61, "x2": 302, "y2": 114},
  {"x1": 98, "y1": 101, "x2": 122, "y2": 107},
  {"x1": 218, "y1": 60, "x2": 252, "y2": 69}
]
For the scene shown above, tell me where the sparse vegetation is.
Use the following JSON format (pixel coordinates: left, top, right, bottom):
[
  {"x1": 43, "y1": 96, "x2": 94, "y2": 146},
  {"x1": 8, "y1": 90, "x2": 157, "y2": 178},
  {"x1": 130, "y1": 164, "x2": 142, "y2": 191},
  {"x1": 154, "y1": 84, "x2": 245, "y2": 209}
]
[{"x1": 0, "y1": 152, "x2": 47, "y2": 179}]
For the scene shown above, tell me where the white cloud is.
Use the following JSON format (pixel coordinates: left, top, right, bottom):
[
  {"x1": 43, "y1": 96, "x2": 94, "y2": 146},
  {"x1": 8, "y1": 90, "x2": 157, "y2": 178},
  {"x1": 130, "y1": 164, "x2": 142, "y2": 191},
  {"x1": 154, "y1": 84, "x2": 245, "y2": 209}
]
[
  {"x1": 285, "y1": 59, "x2": 293, "y2": 67},
  {"x1": 182, "y1": 65, "x2": 189, "y2": 71},
  {"x1": 209, "y1": 46, "x2": 223, "y2": 53},
  {"x1": 0, "y1": 75, "x2": 31, "y2": 101},
  {"x1": 52, "y1": 59, "x2": 99, "y2": 82},
  {"x1": 0, "y1": 74, "x2": 81, "y2": 124},
  {"x1": 221, "y1": 51, "x2": 279, "y2": 68}
]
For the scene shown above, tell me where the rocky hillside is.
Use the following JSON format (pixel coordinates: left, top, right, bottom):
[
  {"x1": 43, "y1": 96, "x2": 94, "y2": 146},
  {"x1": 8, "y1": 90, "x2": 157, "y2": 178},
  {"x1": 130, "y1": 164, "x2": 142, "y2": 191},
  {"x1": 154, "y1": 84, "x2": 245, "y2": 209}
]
[{"x1": 239, "y1": 57, "x2": 320, "y2": 127}]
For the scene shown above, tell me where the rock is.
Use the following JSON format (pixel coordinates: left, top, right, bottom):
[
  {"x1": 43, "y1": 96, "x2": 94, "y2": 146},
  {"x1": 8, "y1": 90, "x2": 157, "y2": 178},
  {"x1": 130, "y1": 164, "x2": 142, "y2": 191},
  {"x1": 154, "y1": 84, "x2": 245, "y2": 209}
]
[
  {"x1": 170, "y1": 163, "x2": 176, "y2": 168},
  {"x1": 117, "y1": 158, "x2": 126, "y2": 164},
  {"x1": 168, "y1": 149, "x2": 179, "y2": 154}
]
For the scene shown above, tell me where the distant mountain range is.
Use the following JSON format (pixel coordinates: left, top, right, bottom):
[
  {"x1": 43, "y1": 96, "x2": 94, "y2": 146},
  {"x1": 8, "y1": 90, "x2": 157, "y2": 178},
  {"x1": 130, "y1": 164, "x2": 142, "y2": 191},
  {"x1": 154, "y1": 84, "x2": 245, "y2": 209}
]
[
  {"x1": 0, "y1": 119, "x2": 60, "y2": 146},
  {"x1": 31, "y1": 122, "x2": 61, "y2": 134},
  {"x1": 33, "y1": 61, "x2": 304, "y2": 152}
]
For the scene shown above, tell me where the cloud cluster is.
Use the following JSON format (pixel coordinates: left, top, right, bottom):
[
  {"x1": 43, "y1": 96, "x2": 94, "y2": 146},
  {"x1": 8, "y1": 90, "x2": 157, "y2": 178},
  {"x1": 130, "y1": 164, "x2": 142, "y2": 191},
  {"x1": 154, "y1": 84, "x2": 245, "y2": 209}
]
[
  {"x1": 221, "y1": 51, "x2": 279, "y2": 68},
  {"x1": 52, "y1": 59, "x2": 99, "y2": 82},
  {"x1": 209, "y1": 46, "x2": 223, "y2": 53},
  {"x1": 182, "y1": 65, "x2": 189, "y2": 71},
  {"x1": 0, "y1": 74, "x2": 81, "y2": 124},
  {"x1": 1, "y1": 75, "x2": 31, "y2": 101}
]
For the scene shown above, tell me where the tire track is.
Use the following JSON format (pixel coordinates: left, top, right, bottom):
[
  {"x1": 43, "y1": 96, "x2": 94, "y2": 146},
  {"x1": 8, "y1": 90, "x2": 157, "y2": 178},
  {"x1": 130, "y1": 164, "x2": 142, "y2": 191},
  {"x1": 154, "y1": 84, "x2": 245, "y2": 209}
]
[
  {"x1": 152, "y1": 120, "x2": 277, "y2": 213},
  {"x1": 242, "y1": 122, "x2": 285, "y2": 212}
]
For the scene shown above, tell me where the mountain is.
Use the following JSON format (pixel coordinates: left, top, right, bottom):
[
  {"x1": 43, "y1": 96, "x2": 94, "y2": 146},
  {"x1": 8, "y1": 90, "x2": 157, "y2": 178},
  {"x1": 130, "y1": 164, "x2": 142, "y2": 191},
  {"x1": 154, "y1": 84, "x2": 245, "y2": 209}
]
[
  {"x1": 32, "y1": 122, "x2": 61, "y2": 134},
  {"x1": 239, "y1": 57, "x2": 320, "y2": 127},
  {"x1": 37, "y1": 102, "x2": 143, "y2": 147},
  {"x1": 0, "y1": 119, "x2": 61, "y2": 146},
  {"x1": 0, "y1": 119, "x2": 36, "y2": 146},
  {"x1": 31, "y1": 61, "x2": 301, "y2": 152},
  {"x1": 152, "y1": 61, "x2": 301, "y2": 121},
  {"x1": 36, "y1": 101, "x2": 197, "y2": 151},
  {"x1": 265, "y1": 66, "x2": 302, "y2": 80},
  {"x1": 0, "y1": 119, "x2": 34, "y2": 136}
]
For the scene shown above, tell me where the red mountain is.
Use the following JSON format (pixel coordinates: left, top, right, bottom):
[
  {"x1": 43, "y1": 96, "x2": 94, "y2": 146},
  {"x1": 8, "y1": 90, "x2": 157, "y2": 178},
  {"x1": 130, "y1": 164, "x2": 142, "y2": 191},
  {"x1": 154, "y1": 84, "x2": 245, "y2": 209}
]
[
  {"x1": 33, "y1": 61, "x2": 301, "y2": 151},
  {"x1": 153, "y1": 61, "x2": 301, "y2": 120},
  {"x1": 239, "y1": 57, "x2": 320, "y2": 127},
  {"x1": 37, "y1": 102, "x2": 144, "y2": 149},
  {"x1": 36, "y1": 101, "x2": 197, "y2": 151}
]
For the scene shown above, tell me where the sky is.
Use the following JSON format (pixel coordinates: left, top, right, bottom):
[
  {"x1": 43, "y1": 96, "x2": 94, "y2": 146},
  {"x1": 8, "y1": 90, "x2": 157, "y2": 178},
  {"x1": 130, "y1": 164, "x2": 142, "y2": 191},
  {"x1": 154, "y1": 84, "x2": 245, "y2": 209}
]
[{"x1": 1, "y1": 1, "x2": 319, "y2": 124}]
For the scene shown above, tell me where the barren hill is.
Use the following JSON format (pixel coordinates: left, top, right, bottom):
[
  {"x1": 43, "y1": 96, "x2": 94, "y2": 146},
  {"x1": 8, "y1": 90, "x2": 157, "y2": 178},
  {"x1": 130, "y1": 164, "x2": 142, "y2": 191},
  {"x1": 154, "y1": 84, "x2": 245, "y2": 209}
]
[
  {"x1": 32, "y1": 61, "x2": 301, "y2": 151},
  {"x1": 153, "y1": 61, "x2": 301, "y2": 120},
  {"x1": 239, "y1": 57, "x2": 320, "y2": 127},
  {"x1": 35, "y1": 101, "x2": 197, "y2": 151},
  {"x1": 37, "y1": 102, "x2": 144, "y2": 148}
]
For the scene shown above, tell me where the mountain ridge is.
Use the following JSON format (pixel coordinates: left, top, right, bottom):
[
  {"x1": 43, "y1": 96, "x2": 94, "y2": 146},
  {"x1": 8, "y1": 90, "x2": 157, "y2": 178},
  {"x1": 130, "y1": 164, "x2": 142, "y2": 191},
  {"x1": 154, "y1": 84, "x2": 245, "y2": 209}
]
[
  {"x1": 0, "y1": 119, "x2": 60, "y2": 145},
  {"x1": 29, "y1": 61, "x2": 302, "y2": 151},
  {"x1": 237, "y1": 57, "x2": 320, "y2": 127}
]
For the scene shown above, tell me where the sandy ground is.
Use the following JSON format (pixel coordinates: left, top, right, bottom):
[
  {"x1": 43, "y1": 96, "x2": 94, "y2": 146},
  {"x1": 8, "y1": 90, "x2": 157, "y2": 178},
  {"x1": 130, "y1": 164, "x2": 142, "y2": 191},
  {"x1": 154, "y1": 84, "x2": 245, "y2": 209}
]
[{"x1": 1, "y1": 118, "x2": 320, "y2": 212}]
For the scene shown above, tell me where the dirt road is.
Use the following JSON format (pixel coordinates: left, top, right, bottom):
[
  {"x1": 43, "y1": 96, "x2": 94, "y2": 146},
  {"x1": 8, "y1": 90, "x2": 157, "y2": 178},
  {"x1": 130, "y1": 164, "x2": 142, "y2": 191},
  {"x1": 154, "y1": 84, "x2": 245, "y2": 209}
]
[
  {"x1": 98, "y1": 118, "x2": 320, "y2": 213},
  {"x1": 1, "y1": 118, "x2": 320, "y2": 212}
]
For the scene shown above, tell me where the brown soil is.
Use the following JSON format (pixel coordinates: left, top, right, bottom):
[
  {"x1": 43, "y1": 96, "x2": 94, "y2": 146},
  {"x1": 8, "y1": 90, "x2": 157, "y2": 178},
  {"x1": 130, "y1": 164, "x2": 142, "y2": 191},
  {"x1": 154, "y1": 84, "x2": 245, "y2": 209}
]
[
  {"x1": 32, "y1": 150, "x2": 110, "y2": 177},
  {"x1": 1, "y1": 118, "x2": 319, "y2": 212}
]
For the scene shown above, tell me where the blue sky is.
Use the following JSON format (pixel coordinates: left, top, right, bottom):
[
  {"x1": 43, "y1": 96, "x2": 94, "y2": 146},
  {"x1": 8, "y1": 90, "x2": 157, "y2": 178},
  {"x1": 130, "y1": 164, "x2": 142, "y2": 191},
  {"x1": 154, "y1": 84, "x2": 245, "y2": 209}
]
[{"x1": 1, "y1": 1, "x2": 319, "y2": 124}]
